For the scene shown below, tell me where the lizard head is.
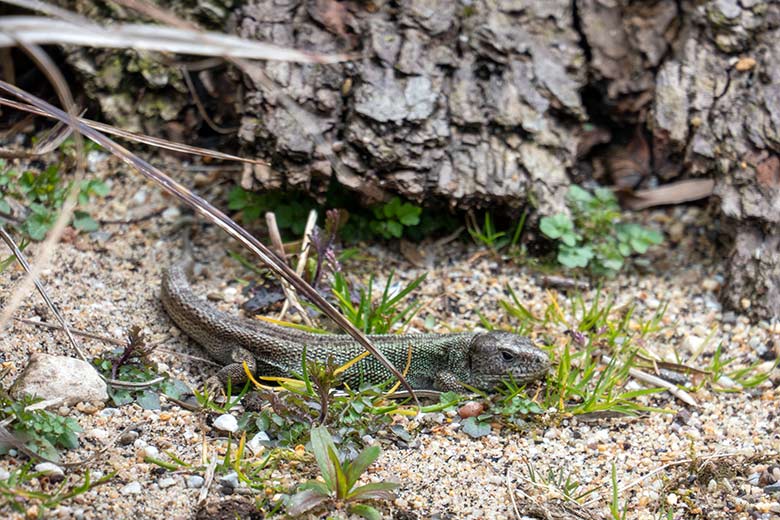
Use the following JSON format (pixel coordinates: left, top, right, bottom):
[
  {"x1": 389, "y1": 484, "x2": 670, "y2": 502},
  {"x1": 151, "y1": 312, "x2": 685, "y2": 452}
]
[{"x1": 468, "y1": 332, "x2": 550, "y2": 389}]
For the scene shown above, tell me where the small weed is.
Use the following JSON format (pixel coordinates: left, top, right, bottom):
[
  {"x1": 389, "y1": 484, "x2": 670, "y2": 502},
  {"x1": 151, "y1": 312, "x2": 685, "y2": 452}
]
[
  {"x1": 539, "y1": 185, "x2": 663, "y2": 277},
  {"x1": 0, "y1": 159, "x2": 109, "y2": 241},
  {"x1": 467, "y1": 210, "x2": 528, "y2": 257},
  {"x1": 228, "y1": 185, "x2": 427, "y2": 241},
  {"x1": 93, "y1": 327, "x2": 189, "y2": 410},
  {"x1": 608, "y1": 463, "x2": 629, "y2": 520},
  {"x1": 286, "y1": 425, "x2": 398, "y2": 519},
  {"x1": 0, "y1": 394, "x2": 82, "y2": 462},
  {"x1": 525, "y1": 462, "x2": 597, "y2": 503},
  {"x1": 331, "y1": 270, "x2": 426, "y2": 334},
  {"x1": 707, "y1": 343, "x2": 777, "y2": 392},
  {"x1": 0, "y1": 463, "x2": 115, "y2": 518}
]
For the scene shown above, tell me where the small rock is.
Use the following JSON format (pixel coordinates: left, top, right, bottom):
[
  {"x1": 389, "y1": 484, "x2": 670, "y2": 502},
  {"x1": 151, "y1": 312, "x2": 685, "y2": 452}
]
[
  {"x1": 219, "y1": 471, "x2": 239, "y2": 489},
  {"x1": 119, "y1": 430, "x2": 139, "y2": 446},
  {"x1": 10, "y1": 354, "x2": 108, "y2": 406},
  {"x1": 162, "y1": 207, "x2": 181, "y2": 222},
  {"x1": 98, "y1": 408, "x2": 120, "y2": 417},
  {"x1": 213, "y1": 414, "x2": 238, "y2": 433},
  {"x1": 158, "y1": 477, "x2": 176, "y2": 489},
  {"x1": 0, "y1": 468, "x2": 9, "y2": 480},
  {"x1": 34, "y1": 463, "x2": 64, "y2": 478},
  {"x1": 120, "y1": 482, "x2": 142, "y2": 495},
  {"x1": 187, "y1": 475, "x2": 205, "y2": 489},
  {"x1": 741, "y1": 298, "x2": 751, "y2": 309},
  {"x1": 458, "y1": 401, "x2": 484, "y2": 418},
  {"x1": 735, "y1": 57, "x2": 756, "y2": 72},
  {"x1": 132, "y1": 189, "x2": 148, "y2": 205},
  {"x1": 247, "y1": 431, "x2": 270, "y2": 454},
  {"x1": 87, "y1": 428, "x2": 109, "y2": 441},
  {"x1": 141, "y1": 446, "x2": 159, "y2": 459},
  {"x1": 765, "y1": 482, "x2": 780, "y2": 494},
  {"x1": 701, "y1": 278, "x2": 721, "y2": 292},
  {"x1": 645, "y1": 298, "x2": 661, "y2": 310}
]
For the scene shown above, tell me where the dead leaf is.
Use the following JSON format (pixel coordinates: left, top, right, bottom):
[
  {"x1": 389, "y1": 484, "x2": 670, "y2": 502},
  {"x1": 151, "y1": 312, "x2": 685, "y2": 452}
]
[{"x1": 622, "y1": 179, "x2": 715, "y2": 210}]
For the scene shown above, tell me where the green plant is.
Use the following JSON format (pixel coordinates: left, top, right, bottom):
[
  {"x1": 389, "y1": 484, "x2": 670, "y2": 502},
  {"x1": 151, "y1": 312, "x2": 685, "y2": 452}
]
[
  {"x1": 286, "y1": 425, "x2": 398, "y2": 519},
  {"x1": 93, "y1": 328, "x2": 188, "y2": 410},
  {"x1": 331, "y1": 270, "x2": 426, "y2": 334},
  {"x1": 0, "y1": 160, "x2": 109, "y2": 240},
  {"x1": 0, "y1": 394, "x2": 82, "y2": 461},
  {"x1": 467, "y1": 211, "x2": 527, "y2": 256},
  {"x1": 539, "y1": 186, "x2": 663, "y2": 277},
  {"x1": 368, "y1": 196, "x2": 421, "y2": 239},
  {"x1": 227, "y1": 187, "x2": 315, "y2": 235},
  {"x1": 0, "y1": 463, "x2": 115, "y2": 518},
  {"x1": 609, "y1": 463, "x2": 629, "y2": 520}
]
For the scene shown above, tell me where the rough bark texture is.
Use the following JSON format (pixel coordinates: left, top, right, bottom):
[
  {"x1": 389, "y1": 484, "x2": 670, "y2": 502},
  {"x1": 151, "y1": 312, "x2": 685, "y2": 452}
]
[
  {"x1": 234, "y1": 0, "x2": 586, "y2": 216},
  {"x1": 644, "y1": 1, "x2": 780, "y2": 319},
  {"x1": 57, "y1": 0, "x2": 779, "y2": 318}
]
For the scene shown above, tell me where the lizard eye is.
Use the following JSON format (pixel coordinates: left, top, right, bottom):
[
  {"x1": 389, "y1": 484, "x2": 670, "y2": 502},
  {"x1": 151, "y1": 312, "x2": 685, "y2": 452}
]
[{"x1": 501, "y1": 351, "x2": 514, "y2": 362}]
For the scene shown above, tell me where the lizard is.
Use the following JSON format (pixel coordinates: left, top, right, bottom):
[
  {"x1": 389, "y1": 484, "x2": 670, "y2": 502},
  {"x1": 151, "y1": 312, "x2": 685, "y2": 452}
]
[{"x1": 161, "y1": 258, "x2": 550, "y2": 392}]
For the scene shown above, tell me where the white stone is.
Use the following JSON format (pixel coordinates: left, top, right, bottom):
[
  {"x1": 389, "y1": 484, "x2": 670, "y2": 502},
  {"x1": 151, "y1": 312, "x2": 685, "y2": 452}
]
[
  {"x1": 187, "y1": 475, "x2": 204, "y2": 488},
  {"x1": 10, "y1": 354, "x2": 107, "y2": 406},
  {"x1": 120, "y1": 482, "x2": 142, "y2": 495},
  {"x1": 213, "y1": 414, "x2": 238, "y2": 433},
  {"x1": 158, "y1": 477, "x2": 176, "y2": 489},
  {"x1": 34, "y1": 463, "x2": 64, "y2": 477}
]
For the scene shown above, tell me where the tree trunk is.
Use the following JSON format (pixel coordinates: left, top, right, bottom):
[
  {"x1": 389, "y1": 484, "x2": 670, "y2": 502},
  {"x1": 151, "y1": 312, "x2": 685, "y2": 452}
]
[{"x1": 59, "y1": 0, "x2": 779, "y2": 319}]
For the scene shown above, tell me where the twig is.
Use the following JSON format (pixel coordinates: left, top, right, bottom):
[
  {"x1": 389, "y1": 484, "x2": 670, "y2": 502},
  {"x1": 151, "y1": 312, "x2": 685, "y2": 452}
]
[
  {"x1": 278, "y1": 209, "x2": 317, "y2": 321},
  {"x1": 601, "y1": 354, "x2": 698, "y2": 407},
  {"x1": 0, "y1": 227, "x2": 90, "y2": 363},
  {"x1": 265, "y1": 211, "x2": 314, "y2": 327},
  {"x1": 580, "y1": 450, "x2": 769, "y2": 508}
]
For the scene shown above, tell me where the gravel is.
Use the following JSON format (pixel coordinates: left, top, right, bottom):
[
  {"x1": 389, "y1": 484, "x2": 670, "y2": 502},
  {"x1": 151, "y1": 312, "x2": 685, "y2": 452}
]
[{"x1": 0, "y1": 169, "x2": 777, "y2": 519}]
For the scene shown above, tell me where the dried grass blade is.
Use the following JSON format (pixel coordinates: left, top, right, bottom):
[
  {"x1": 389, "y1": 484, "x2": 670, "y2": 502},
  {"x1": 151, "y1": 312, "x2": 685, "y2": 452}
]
[{"x1": 0, "y1": 80, "x2": 418, "y2": 402}]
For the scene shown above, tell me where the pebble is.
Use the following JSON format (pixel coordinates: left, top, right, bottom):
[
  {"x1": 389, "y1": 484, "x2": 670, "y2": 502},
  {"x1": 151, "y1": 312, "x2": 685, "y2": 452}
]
[
  {"x1": 34, "y1": 463, "x2": 64, "y2": 478},
  {"x1": 219, "y1": 472, "x2": 240, "y2": 489},
  {"x1": 186, "y1": 475, "x2": 205, "y2": 489},
  {"x1": 120, "y1": 482, "x2": 142, "y2": 495},
  {"x1": 458, "y1": 401, "x2": 484, "y2": 418},
  {"x1": 119, "y1": 430, "x2": 139, "y2": 446},
  {"x1": 141, "y1": 446, "x2": 160, "y2": 459},
  {"x1": 158, "y1": 477, "x2": 177, "y2": 489},
  {"x1": 213, "y1": 414, "x2": 239, "y2": 433},
  {"x1": 162, "y1": 207, "x2": 181, "y2": 221}
]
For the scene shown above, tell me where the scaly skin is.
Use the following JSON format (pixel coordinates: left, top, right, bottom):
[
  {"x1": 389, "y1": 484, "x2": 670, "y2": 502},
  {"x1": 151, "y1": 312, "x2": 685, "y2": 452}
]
[{"x1": 161, "y1": 260, "x2": 550, "y2": 391}]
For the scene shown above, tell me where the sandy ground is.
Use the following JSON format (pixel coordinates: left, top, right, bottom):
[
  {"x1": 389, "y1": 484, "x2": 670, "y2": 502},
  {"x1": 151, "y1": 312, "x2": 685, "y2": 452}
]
[{"x1": 1, "y1": 160, "x2": 778, "y2": 519}]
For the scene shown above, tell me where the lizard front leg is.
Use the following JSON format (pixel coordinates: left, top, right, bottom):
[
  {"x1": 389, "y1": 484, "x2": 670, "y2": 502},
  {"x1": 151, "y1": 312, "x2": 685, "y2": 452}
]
[
  {"x1": 205, "y1": 345, "x2": 257, "y2": 394},
  {"x1": 434, "y1": 370, "x2": 466, "y2": 392}
]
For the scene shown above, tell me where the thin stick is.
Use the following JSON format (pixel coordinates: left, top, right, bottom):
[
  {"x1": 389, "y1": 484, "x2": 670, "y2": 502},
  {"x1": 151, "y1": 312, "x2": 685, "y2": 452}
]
[
  {"x1": 601, "y1": 354, "x2": 698, "y2": 407},
  {"x1": 265, "y1": 212, "x2": 314, "y2": 327},
  {"x1": 278, "y1": 209, "x2": 317, "y2": 320}
]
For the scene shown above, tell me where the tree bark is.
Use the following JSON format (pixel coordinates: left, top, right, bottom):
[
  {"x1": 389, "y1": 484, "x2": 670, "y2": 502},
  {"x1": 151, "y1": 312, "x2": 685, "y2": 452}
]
[{"x1": 58, "y1": 0, "x2": 779, "y2": 319}]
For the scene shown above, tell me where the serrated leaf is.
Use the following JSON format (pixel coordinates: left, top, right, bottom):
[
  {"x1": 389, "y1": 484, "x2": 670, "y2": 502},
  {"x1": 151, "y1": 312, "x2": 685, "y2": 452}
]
[
  {"x1": 558, "y1": 245, "x2": 593, "y2": 269},
  {"x1": 539, "y1": 214, "x2": 573, "y2": 239},
  {"x1": 385, "y1": 220, "x2": 403, "y2": 238}
]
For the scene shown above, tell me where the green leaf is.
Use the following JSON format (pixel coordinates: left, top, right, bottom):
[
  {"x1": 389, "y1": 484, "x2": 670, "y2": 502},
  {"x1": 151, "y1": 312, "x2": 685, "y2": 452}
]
[
  {"x1": 327, "y1": 444, "x2": 349, "y2": 498},
  {"x1": 397, "y1": 203, "x2": 421, "y2": 225},
  {"x1": 347, "y1": 481, "x2": 399, "y2": 501},
  {"x1": 348, "y1": 503, "x2": 382, "y2": 520},
  {"x1": 227, "y1": 186, "x2": 249, "y2": 210},
  {"x1": 385, "y1": 220, "x2": 403, "y2": 238},
  {"x1": 310, "y1": 426, "x2": 340, "y2": 492},
  {"x1": 558, "y1": 245, "x2": 593, "y2": 268},
  {"x1": 461, "y1": 417, "x2": 491, "y2": 438},
  {"x1": 89, "y1": 180, "x2": 110, "y2": 197},
  {"x1": 0, "y1": 197, "x2": 10, "y2": 214},
  {"x1": 345, "y1": 445, "x2": 380, "y2": 490},
  {"x1": 383, "y1": 197, "x2": 401, "y2": 218},
  {"x1": 539, "y1": 214, "x2": 573, "y2": 240},
  {"x1": 136, "y1": 391, "x2": 161, "y2": 410},
  {"x1": 72, "y1": 211, "x2": 99, "y2": 232},
  {"x1": 286, "y1": 488, "x2": 330, "y2": 515},
  {"x1": 567, "y1": 185, "x2": 594, "y2": 204},
  {"x1": 560, "y1": 231, "x2": 578, "y2": 247}
]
